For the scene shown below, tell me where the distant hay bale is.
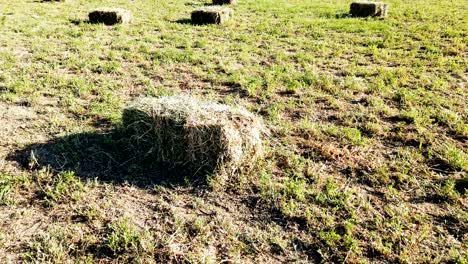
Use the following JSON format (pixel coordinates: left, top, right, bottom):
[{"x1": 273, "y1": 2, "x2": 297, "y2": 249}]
[
  {"x1": 350, "y1": 2, "x2": 388, "y2": 17},
  {"x1": 88, "y1": 8, "x2": 131, "y2": 25},
  {"x1": 212, "y1": 0, "x2": 237, "y2": 5},
  {"x1": 191, "y1": 7, "x2": 233, "y2": 24},
  {"x1": 122, "y1": 96, "x2": 266, "y2": 186}
]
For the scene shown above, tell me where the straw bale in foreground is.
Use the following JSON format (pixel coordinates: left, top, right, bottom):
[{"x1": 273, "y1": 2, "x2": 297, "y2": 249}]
[{"x1": 123, "y1": 96, "x2": 265, "y2": 185}]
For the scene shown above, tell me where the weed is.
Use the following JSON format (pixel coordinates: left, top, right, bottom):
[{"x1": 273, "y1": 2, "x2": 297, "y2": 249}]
[
  {"x1": 439, "y1": 144, "x2": 467, "y2": 171},
  {"x1": 0, "y1": 175, "x2": 12, "y2": 206},
  {"x1": 0, "y1": 173, "x2": 29, "y2": 205},
  {"x1": 107, "y1": 218, "x2": 153, "y2": 257},
  {"x1": 41, "y1": 171, "x2": 85, "y2": 206},
  {"x1": 24, "y1": 226, "x2": 69, "y2": 263}
]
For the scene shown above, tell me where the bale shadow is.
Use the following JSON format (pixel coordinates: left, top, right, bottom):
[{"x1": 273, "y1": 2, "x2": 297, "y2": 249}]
[
  {"x1": 334, "y1": 12, "x2": 352, "y2": 19},
  {"x1": 70, "y1": 18, "x2": 119, "y2": 26},
  {"x1": 33, "y1": 0, "x2": 64, "y2": 3},
  {"x1": 330, "y1": 12, "x2": 384, "y2": 19},
  {"x1": 7, "y1": 127, "x2": 202, "y2": 188},
  {"x1": 173, "y1": 18, "x2": 224, "y2": 26},
  {"x1": 173, "y1": 18, "x2": 195, "y2": 25},
  {"x1": 69, "y1": 18, "x2": 92, "y2": 26}
]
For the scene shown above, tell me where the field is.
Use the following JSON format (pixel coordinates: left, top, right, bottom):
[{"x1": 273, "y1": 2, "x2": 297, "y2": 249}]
[{"x1": 0, "y1": 0, "x2": 467, "y2": 263}]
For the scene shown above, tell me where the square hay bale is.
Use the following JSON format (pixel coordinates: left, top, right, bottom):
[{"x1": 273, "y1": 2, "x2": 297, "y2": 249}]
[
  {"x1": 212, "y1": 0, "x2": 237, "y2": 5},
  {"x1": 191, "y1": 7, "x2": 233, "y2": 25},
  {"x1": 88, "y1": 8, "x2": 131, "y2": 25},
  {"x1": 123, "y1": 96, "x2": 266, "y2": 186},
  {"x1": 350, "y1": 2, "x2": 388, "y2": 17}
]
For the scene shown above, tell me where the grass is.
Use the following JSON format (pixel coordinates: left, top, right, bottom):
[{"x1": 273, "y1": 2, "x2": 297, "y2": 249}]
[
  {"x1": 24, "y1": 225, "x2": 69, "y2": 263},
  {"x1": 106, "y1": 218, "x2": 153, "y2": 258},
  {"x1": 40, "y1": 170, "x2": 85, "y2": 206},
  {"x1": 0, "y1": 0, "x2": 466, "y2": 262}
]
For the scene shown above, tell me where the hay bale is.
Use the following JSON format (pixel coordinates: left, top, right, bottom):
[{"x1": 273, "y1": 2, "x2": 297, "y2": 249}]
[
  {"x1": 191, "y1": 7, "x2": 233, "y2": 25},
  {"x1": 213, "y1": 0, "x2": 237, "y2": 5},
  {"x1": 123, "y1": 96, "x2": 265, "y2": 185},
  {"x1": 350, "y1": 2, "x2": 388, "y2": 17},
  {"x1": 88, "y1": 8, "x2": 131, "y2": 25}
]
